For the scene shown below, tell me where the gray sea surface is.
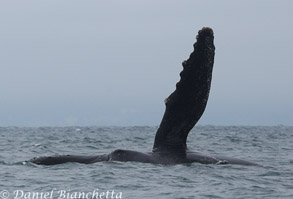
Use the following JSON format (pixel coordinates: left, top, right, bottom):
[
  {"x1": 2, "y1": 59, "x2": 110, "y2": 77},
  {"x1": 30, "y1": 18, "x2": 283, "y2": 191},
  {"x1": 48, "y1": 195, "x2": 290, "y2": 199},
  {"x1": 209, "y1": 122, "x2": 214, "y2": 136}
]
[{"x1": 0, "y1": 126, "x2": 292, "y2": 199}]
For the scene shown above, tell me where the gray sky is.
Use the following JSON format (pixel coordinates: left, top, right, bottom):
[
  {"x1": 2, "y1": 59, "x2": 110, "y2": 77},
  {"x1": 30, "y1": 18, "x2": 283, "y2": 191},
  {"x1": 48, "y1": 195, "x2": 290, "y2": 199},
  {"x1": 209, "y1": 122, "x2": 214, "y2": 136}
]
[{"x1": 0, "y1": 0, "x2": 292, "y2": 126}]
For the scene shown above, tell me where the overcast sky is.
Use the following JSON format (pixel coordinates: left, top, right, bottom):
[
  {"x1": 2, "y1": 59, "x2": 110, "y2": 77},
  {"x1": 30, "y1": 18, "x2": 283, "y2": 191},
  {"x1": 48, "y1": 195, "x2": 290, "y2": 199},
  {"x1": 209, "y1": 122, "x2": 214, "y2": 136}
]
[{"x1": 0, "y1": 0, "x2": 292, "y2": 126}]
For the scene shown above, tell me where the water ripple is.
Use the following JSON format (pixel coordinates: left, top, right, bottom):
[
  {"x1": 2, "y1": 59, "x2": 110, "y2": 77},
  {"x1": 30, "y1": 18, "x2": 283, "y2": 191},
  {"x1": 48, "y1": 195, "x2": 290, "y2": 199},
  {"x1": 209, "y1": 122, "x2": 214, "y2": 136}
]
[{"x1": 0, "y1": 126, "x2": 293, "y2": 198}]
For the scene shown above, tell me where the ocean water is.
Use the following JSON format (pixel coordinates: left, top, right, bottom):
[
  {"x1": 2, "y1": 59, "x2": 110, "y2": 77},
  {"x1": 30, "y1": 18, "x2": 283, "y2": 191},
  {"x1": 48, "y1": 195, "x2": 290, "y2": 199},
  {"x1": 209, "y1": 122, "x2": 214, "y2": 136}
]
[{"x1": 0, "y1": 126, "x2": 292, "y2": 199}]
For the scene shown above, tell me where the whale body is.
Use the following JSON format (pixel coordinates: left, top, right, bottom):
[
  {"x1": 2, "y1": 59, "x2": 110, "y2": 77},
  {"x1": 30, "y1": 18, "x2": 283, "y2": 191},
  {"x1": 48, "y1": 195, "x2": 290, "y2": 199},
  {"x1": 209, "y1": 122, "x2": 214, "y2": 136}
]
[{"x1": 29, "y1": 27, "x2": 261, "y2": 167}]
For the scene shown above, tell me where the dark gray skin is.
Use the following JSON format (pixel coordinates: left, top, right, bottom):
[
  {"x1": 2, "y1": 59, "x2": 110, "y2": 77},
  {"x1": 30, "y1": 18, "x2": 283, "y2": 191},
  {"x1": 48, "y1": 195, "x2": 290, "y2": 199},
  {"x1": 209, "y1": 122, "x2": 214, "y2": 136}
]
[
  {"x1": 29, "y1": 27, "x2": 261, "y2": 167},
  {"x1": 30, "y1": 150, "x2": 260, "y2": 166}
]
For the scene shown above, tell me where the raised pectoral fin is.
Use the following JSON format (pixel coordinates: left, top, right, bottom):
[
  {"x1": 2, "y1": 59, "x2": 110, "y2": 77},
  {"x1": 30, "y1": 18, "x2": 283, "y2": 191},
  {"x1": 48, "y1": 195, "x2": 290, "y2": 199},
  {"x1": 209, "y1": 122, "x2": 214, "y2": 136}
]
[{"x1": 153, "y1": 27, "x2": 215, "y2": 151}]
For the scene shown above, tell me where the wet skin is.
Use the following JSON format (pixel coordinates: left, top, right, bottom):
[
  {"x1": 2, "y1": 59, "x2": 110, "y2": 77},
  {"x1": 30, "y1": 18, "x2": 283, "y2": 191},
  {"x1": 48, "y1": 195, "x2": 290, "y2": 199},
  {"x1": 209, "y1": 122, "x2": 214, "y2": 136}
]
[{"x1": 29, "y1": 27, "x2": 261, "y2": 167}]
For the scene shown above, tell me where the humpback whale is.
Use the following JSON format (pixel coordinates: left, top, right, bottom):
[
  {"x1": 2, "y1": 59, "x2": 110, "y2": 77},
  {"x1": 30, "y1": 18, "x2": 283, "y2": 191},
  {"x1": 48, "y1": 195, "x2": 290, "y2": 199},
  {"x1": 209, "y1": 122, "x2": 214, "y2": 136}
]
[{"x1": 29, "y1": 27, "x2": 261, "y2": 166}]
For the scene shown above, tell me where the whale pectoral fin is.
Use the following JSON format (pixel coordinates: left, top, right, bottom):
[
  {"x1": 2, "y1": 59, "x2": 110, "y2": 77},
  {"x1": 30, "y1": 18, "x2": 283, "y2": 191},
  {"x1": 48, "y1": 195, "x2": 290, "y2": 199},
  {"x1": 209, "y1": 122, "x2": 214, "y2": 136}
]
[
  {"x1": 29, "y1": 154, "x2": 109, "y2": 165},
  {"x1": 153, "y1": 27, "x2": 215, "y2": 152}
]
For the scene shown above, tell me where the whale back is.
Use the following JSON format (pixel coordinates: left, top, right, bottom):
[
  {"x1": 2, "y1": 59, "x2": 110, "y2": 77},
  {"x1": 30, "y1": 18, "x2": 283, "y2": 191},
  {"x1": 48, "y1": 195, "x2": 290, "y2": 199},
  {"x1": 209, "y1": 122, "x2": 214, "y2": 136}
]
[{"x1": 153, "y1": 27, "x2": 215, "y2": 152}]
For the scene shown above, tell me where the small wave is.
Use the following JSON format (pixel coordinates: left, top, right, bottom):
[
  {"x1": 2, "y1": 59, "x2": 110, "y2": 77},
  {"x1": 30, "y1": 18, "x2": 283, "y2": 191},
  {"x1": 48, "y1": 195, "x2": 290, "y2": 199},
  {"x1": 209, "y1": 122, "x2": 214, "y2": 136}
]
[{"x1": 258, "y1": 170, "x2": 281, "y2": 176}]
